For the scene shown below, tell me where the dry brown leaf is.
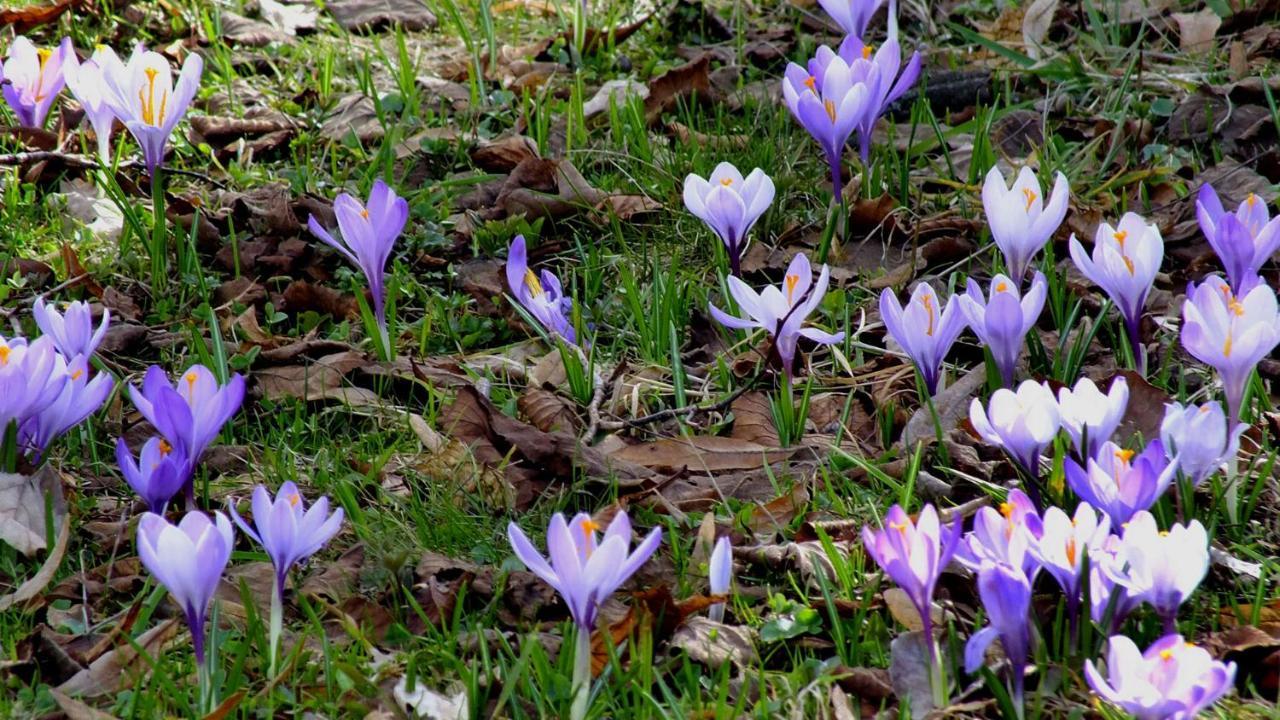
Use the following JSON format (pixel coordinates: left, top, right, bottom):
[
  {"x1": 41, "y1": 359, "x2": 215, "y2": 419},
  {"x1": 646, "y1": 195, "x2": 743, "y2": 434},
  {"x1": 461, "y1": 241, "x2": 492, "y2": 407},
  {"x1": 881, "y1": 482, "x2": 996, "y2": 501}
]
[
  {"x1": 609, "y1": 435, "x2": 796, "y2": 473},
  {"x1": 729, "y1": 392, "x2": 780, "y2": 446},
  {"x1": 0, "y1": 0, "x2": 84, "y2": 32},
  {"x1": 0, "y1": 512, "x2": 70, "y2": 610},
  {"x1": 57, "y1": 619, "x2": 180, "y2": 698},
  {"x1": 326, "y1": 0, "x2": 437, "y2": 31},
  {"x1": 518, "y1": 388, "x2": 580, "y2": 433},
  {"x1": 1172, "y1": 9, "x2": 1222, "y2": 53},
  {"x1": 0, "y1": 466, "x2": 66, "y2": 556},
  {"x1": 644, "y1": 55, "x2": 712, "y2": 124},
  {"x1": 470, "y1": 135, "x2": 540, "y2": 173},
  {"x1": 49, "y1": 689, "x2": 119, "y2": 720},
  {"x1": 671, "y1": 617, "x2": 758, "y2": 669},
  {"x1": 254, "y1": 351, "x2": 369, "y2": 402},
  {"x1": 1021, "y1": 0, "x2": 1059, "y2": 58}
]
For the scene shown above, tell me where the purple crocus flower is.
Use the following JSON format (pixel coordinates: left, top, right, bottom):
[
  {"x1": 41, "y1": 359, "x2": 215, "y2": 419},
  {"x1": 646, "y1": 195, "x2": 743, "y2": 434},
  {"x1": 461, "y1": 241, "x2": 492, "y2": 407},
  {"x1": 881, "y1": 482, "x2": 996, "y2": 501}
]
[
  {"x1": 968, "y1": 380, "x2": 1061, "y2": 479},
  {"x1": 880, "y1": 281, "x2": 966, "y2": 395},
  {"x1": 959, "y1": 272, "x2": 1047, "y2": 386},
  {"x1": 1066, "y1": 440, "x2": 1178, "y2": 527},
  {"x1": 20, "y1": 355, "x2": 113, "y2": 460},
  {"x1": 0, "y1": 36, "x2": 74, "y2": 129},
  {"x1": 306, "y1": 179, "x2": 408, "y2": 333},
  {"x1": 861, "y1": 504, "x2": 962, "y2": 647},
  {"x1": 508, "y1": 511, "x2": 662, "y2": 633},
  {"x1": 1111, "y1": 511, "x2": 1209, "y2": 634},
  {"x1": 1180, "y1": 274, "x2": 1280, "y2": 426},
  {"x1": 0, "y1": 335, "x2": 69, "y2": 440},
  {"x1": 229, "y1": 482, "x2": 344, "y2": 594},
  {"x1": 64, "y1": 45, "x2": 121, "y2": 163},
  {"x1": 505, "y1": 234, "x2": 576, "y2": 345},
  {"x1": 117, "y1": 436, "x2": 190, "y2": 514},
  {"x1": 32, "y1": 298, "x2": 110, "y2": 360},
  {"x1": 1086, "y1": 634, "x2": 1236, "y2": 720},
  {"x1": 955, "y1": 489, "x2": 1042, "y2": 580},
  {"x1": 964, "y1": 560, "x2": 1034, "y2": 710},
  {"x1": 1196, "y1": 184, "x2": 1280, "y2": 292},
  {"x1": 1056, "y1": 376, "x2": 1129, "y2": 459},
  {"x1": 982, "y1": 166, "x2": 1070, "y2": 283},
  {"x1": 817, "y1": 0, "x2": 885, "y2": 38},
  {"x1": 136, "y1": 510, "x2": 234, "y2": 665},
  {"x1": 823, "y1": 36, "x2": 922, "y2": 163},
  {"x1": 683, "y1": 163, "x2": 775, "y2": 277},
  {"x1": 1029, "y1": 502, "x2": 1110, "y2": 622},
  {"x1": 709, "y1": 253, "x2": 844, "y2": 378},
  {"x1": 100, "y1": 46, "x2": 203, "y2": 174},
  {"x1": 1159, "y1": 401, "x2": 1244, "y2": 487},
  {"x1": 1069, "y1": 213, "x2": 1163, "y2": 373},
  {"x1": 1088, "y1": 533, "x2": 1140, "y2": 633},
  {"x1": 781, "y1": 50, "x2": 873, "y2": 198},
  {"x1": 708, "y1": 536, "x2": 733, "y2": 623}
]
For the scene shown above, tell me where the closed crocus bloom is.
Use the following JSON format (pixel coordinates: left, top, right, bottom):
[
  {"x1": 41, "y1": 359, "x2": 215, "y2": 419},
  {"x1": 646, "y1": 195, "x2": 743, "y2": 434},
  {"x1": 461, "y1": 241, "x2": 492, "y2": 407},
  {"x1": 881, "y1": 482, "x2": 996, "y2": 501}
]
[
  {"x1": 960, "y1": 272, "x2": 1046, "y2": 386},
  {"x1": 128, "y1": 364, "x2": 245, "y2": 475},
  {"x1": 968, "y1": 380, "x2": 1060, "y2": 478},
  {"x1": 1088, "y1": 534, "x2": 1140, "y2": 633},
  {"x1": 1159, "y1": 401, "x2": 1243, "y2": 487},
  {"x1": 32, "y1": 298, "x2": 110, "y2": 360},
  {"x1": 964, "y1": 561, "x2": 1033, "y2": 709},
  {"x1": 1069, "y1": 213, "x2": 1163, "y2": 373},
  {"x1": 1086, "y1": 634, "x2": 1235, "y2": 720},
  {"x1": 1196, "y1": 184, "x2": 1280, "y2": 292},
  {"x1": 0, "y1": 36, "x2": 74, "y2": 129},
  {"x1": 1113, "y1": 512, "x2": 1209, "y2": 633},
  {"x1": 101, "y1": 46, "x2": 202, "y2": 173},
  {"x1": 64, "y1": 45, "x2": 121, "y2": 163},
  {"x1": 20, "y1": 354, "x2": 113, "y2": 460},
  {"x1": 817, "y1": 0, "x2": 885, "y2": 38},
  {"x1": 136, "y1": 511, "x2": 234, "y2": 664},
  {"x1": 307, "y1": 179, "x2": 408, "y2": 331},
  {"x1": 1066, "y1": 440, "x2": 1178, "y2": 527},
  {"x1": 828, "y1": 36, "x2": 921, "y2": 163},
  {"x1": 117, "y1": 436, "x2": 189, "y2": 514},
  {"x1": 955, "y1": 489, "x2": 1042, "y2": 579},
  {"x1": 708, "y1": 536, "x2": 733, "y2": 622},
  {"x1": 982, "y1": 166, "x2": 1070, "y2": 283},
  {"x1": 861, "y1": 504, "x2": 962, "y2": 644},
  {"x1": 230, "y1": 482, "x2": 344, "y2": 593},
  {"x1": 709, "y1": 253, "x2": 844, "y2": 378},
  {"x1": 0, "y1": 335, "x2": 69, "y2": 437},
  {"x1": 505, "y1": 234, "x2": 576, "y2": 345},
  {"x1": 1056, "y1": 375, "x2": 1129, "y2": 459},
  {"x1": 1029, "y1": 502, "x2": 1110, "y2": 619},
  {"x1": 1181, "y1": 275, "x2": 1280, "y2": 425},
  {"x1": 683, "y1": 163, "x2": 774, "y2": 277},
  {"x1": 880, "y1": 281, "x2": 966, "y2": 395},
  {"x1": 781, "y1": 51, "x2": 873, "y2": 198}
]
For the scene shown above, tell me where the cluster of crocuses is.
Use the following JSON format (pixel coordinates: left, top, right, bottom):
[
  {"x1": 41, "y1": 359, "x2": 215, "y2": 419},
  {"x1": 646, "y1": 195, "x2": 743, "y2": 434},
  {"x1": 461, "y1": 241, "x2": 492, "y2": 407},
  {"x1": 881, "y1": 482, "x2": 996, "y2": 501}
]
[
  {"x1": 1, "y1": 300, "x2": 113, "y2": 468},
  {"x1": 0, "y1": 36, "x2": 202, "y2": 172}
]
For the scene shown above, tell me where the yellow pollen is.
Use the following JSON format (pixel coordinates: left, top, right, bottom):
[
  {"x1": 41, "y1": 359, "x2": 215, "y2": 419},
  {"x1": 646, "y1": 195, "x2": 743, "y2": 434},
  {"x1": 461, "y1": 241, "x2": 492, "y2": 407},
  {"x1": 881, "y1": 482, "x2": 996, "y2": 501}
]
[
  {"x1": 890, "y1": 521, "x2": 909, "y2": 537},
  {"x1": 995, "y1": 282, "x2": 1008, "y2": 293},
  {"x1": 1115, "y1": 448, "x2": 1135, "y2": 464},
  {"x1": 1065, "y1": 538, "x2": 1077, "y2": 566},
  {"x1": 785, "y1": 274, "x2": 800, "y2": 304},
  {"x1": 0, "y1": 346, "x2": 9, "y2": 365},
  {"x1": 580, "y1": 519, "x2": 602, "y2": 551},
  {"x1": 803, "y1": 76, "x2": 817, "y2": 92},
  {"x1": 999, "y1": 502, "x2": 1014, "y2": 518},
  {"x1": 921, "y1": 294, "x2": 936, "y2": 336},
  {"x1": 360, "y1": 208, "x2": 370, "y2": 219},
  {"x1": 1160, "y1": 649, "x2": 1174, "y2": 661},
  {"x1": 1113, "y1": 230, "x2": 1128, "y2": 247},
  {"x1": 138, "y1": 67, "x2": 168, "y2": 126},
  {"x1": 71, "y1": 369, "x2": 84, "y2": 381},
  {"x1": 1247, "y1": 194, "x2": 1257, "y2": 208},
  {"x1": 720, "y1": 177, "x2": 733, "y2": 186},
  {"x1": 824, "y1": 99, "x2": 837, "y2": 121},
  {"x1": 34, "y1": 48, "x2": 53, "y2": 101},
  {"x1": 289, "y1": 493, "x2": 300, "y2": 507},
  {"x1": 861, "y1": 45, "x2": 873, "y2": 59},
  {"x1": 1159, "y1": 530, "x2": 1169, "y2": 537},
  {"x1": 1200, "y1": 405, "x2": 1211, "y2": 413},
  {"x1": 523, "y1": 268, "x2": 543, "y2": 297},
  {"x1": 184, "y1": 371, "x2": 198, "y2": 395},
  {"x1": 1224, "y1": 331, "x2": 1233, "y2": 358},
  {"x1": 1022, "y1": 188, "x2": 1036, "y2": 211},
  {"x1": 1228, "y1": 299, "x2": 1245, "y2": 316},
  {"x1": 1122, "y1": 256, "x2": 1135, "y2": 275},
  {"x1": 159, "y1": 439, "x2": 172, "y2": 455}
]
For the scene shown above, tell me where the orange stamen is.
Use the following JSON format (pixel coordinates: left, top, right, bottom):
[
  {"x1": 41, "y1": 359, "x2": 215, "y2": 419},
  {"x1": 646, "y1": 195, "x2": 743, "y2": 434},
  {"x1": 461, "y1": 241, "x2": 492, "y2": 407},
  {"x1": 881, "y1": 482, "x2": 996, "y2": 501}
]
[
  {"x1": 824, "y1": 99, "x2": 837, "y2": 121},
  {"x1": 921, "y1": 294, "x2": 936, "y2": 336},
  {"x1": 0, "y1": 346, "x2": 12, "y2": 365},
  {"x1": 1022, "y1": 188, "x2": 1036, "y2": 212},
  {"x1": 785, "y1": 274, "x2": 800, "y2": 304},
  {"x1": 524, "y1": 269, "x2": 543, "y2": 297},
  {"x1": 159, "y1": 439, "x2": 173, "y2": 455},
  {"x1": 861, "y1": 45, "x2": 873, "y2": 59},
  {"x1": 995, "y1": 282, "x2": 1008, "y2": 293},
  {"x1": 720, "y1": 177, "x2": 733, "y2": 186}
]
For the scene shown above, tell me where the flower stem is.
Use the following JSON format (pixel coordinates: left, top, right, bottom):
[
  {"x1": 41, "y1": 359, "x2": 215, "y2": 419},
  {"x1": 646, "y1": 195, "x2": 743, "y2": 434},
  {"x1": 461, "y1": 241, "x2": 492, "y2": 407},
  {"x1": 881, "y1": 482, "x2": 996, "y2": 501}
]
[
  {"x1": 151, "y1": 168, "x2": 168, "y2": 294},
  {"x1": 1125, "y1": 316, "x2": 1145, "y2": 376},
  {"x1": 269, "y1": 576, "x2": 283, "y2": 681},
  {"x1": 570, "y1": 626, "x2": 592, "y2": 720}
]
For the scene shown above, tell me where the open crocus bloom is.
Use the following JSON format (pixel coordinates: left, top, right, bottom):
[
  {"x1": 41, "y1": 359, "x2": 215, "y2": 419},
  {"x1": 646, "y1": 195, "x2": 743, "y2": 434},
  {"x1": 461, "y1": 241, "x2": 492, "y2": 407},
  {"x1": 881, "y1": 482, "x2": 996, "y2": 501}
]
[
  {"x1": 959, "y1": 272, "x2": 1046, "y2": 386},
  {"x1": 817, "y1": 0, "x2": 886, "y2": 38},
  {"x1": 0, "y1": 335, "x2": 69, "y2": 438},
  {"x1": 128, "y1": 364, "x2": 245, "y2": 469},
  {"x1": 0, "y1": 36, "x2": 74, "y2": 129},
  {"x1": 1066, "y1": 440, "x2": 1178, "y2": 527},
  {"x1": 1180, "y1": 274, "x2": 1280, "y2": 426},
  {"x1": 1029, "y1": 502, "x2": 1110, "y2": 615},
  {"x1": 1069, "y1": 213, "x2": 1163, "y2": 372},
  {"x1": 117, "y1": 436, "x2": 190, "y2": 514},
  {"x1": 507, "y1": 511, "x2": 662, "y2": 632},
  {"x1": 21, "y1": 354, "x2": 113, "y2": 460},
  {"x1": 1086, "y1": 634, "x2": 1235, "y2": 720},
  {"x1": 1110, "y1": 512, "x2": 1209, "y2": 632},
  {"x1": 954, "y1": 488, "x2": 1042, "y2": 580},
  {"x1": 136, "y1": 511, "x2": 234, "y2": 664},
  {"x1": 964, "y1": 560, "x2": 1033, "y2": 706},
  {"x1": 682, "y1": 162, "x2": 775, "y2": 276},
  {"x1": 880, "y1": 281, "x2": 966, "y2": 396},
  {"x1": 1196, "y1": 184, "x2": 1280, "y2": 292},
  {"x1": 968, "y1": 380, "x2": 1060, "y2": 478},
  {"x1": 230, "y1": 482, "x2": 344, "y2": 593},
  {"x1": 781, "y1": 51, "x2": 873, "y2": 197},
  {"x1": 709, "y1": 253, "x2": 843, "y2": 378},
  {"x1": 708, "y1": 536, "x2": 733, "y2": 622},
  {"x1": 32, "y1": 298, "x2": 110, "y2": 361},
  {"x1": 505, "y1": 234, "x2": 576, "y2": 345},
  {"x1": 1159, "y1": 400, "x2": 1244, "y2": 487},
  {"x1": 101, "y1": 46, "x2": 203, "y2": 174},
  {"x1": 65, "y1": 45, "x2": 122, "y2": 163},
  {"x1": 981, "y1": 166, "x2": 1070, "y2": 283},
  {"x1": 1088, "y1": 533, "x2": 1140, "y2": 632},
  {"x1": 861, "y1": 504, "x2": 962, "y2": 642},
  {"x1": 824, "y1": 36, "x2": 922, "y2": 163},
  {"x1": 1055, "y1": 375, "x2": 1129, "y2": 459}
]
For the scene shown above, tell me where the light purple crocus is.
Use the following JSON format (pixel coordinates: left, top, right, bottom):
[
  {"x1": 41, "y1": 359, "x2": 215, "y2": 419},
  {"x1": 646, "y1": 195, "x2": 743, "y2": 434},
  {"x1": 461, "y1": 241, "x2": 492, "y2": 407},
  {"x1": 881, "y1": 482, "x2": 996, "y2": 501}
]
[
  {"x1": 1056, "y1": 376, "x2": 1129, "y2": 459},
  {"x1": 817, "y1": 0, "x2": 885, "y2": 38},
  {"x1": 1196, "y1": 184, "x2": 1280, "y2": 293},
  {"x1": 64, "y1": 45, "x2": 121, "y2": 163},
  {"x1": 880, "y1": 281, "x2": 966, "y2": 395},
  {"x1": 982, "y1": 166, "x2": 1070, "y2": 283},
  {"x1": 1180, "y1": 274, "x2": 1280, "y2": 426},
  {"x1": 1160, "y1": 401, "x2": 1244, "y2": 487},
  {"x1": 708, "y1": 536, "x2": 732, "y2": 623},
  {"x1": 136, "y1": 510, "x2": 234, "y2": 665},
  {"x1": 781, "y1": 50, "x2": 873, "y2": 198},
  {"x1": 1111, "y1": 511, "x2": 1209, "y2": 634},
  {"x1": 862, "y1": 504, "x2": 962, "y2": 649},
  {"x1": 968, "y1": 380, "x2": 1060, "y2": 481},
  {"x1": 230, "y1": 482, "x2": 344, "y2": 593},
  {"x1": 32, "y1": 298, "x2": 110, "y2": 360},
  {"x1": 1088, "y1": 533, "x2": 1140, "y2": 634},
  {"x1": 965, "y1": 560, "x2": 1034, "y2": 710},
  {"x1": 0, "y1": 36, "x2": 74, "y2": 129},
  {"x1": 683, "y1": 163, "x2": 775, "y2": 277},
  {"x1": 505, "y1": 234, "x2": 576, "y2": 345},
  {"x1": 959, "y1": 272, "x2": 1046, "y2": 386},
  {"x1": 100, "y1": 46, "x2": 203, "y2": 174},
  {"x1": 117, "y1": 436, "x2": 190, "y2": 514},
  {"x1": 1066, "y1": 440, "x2": 1178, "y2": 527},
  {"x1": 709, "y1": 253, "x2": 844, "y2": 378},
  {"x1": 1029, "y1": 502, "x2": 1110, "y2": 623},
  {"x1": 955, "y1": 489, "x2": 1042, "y2": 580},
  {"x1": 0, "y1": 335, "x2": 69, "y2": 441},
  {"x1": 823, "y1": 35, "x2": 922, "y2": 163},
  {"x1": 1069, "y1": 213, "x2": 1163, "y2": 373},
  {"x1": 20, "y1": 354, "x2": 113, "y2": 460},
  {"x1": 1086, "y1": 634, "x2": 1236, "y2": 720}
]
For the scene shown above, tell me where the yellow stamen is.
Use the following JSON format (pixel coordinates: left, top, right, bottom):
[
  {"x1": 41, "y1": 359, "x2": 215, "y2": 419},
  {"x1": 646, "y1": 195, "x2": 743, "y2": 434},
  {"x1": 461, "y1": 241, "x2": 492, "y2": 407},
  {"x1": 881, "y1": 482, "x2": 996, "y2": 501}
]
[
  {"x1": 1115, "y1": 448, "x2": 1135, "y2": 464},
  {"x1": 824, "y1": 99, "x2": 837, "y2": 122},
  {"x1": 1160, "y1": 649, "x2": 1174, "y2": 661},
  {"x1": 71, "y1": 369, "x2": 84, "y2": 381},
  {"x1": 159, "y1": 439, "x2": 172, "y2": 455},
  {"x1": 1022, "y1": 188, "x2": 1036, "y2": 212},
  {"x1": 1247, "y1": 193, "x2": 1257, "y2": 208},
  {"x1": 995, "y1": 282, "x2": 1008, "y2": 293},
  {"x1": 1159, "y1": 530, "x2": 1169, "y2": 537},
  {"x1": 34, "y1": 49, "x2": 52, "y2": 101},
  {"x1": 1200, "y1": 405, "x2": 1211, "y2": 413},
  {"x1": 524, "y1": 269, "x2": 543, "y2": 297},
  {"x1": 720, "y1": 177, "x2": 733, "y2": 186},
  {"x1": 0, "y1": 346, "x2": 11, "y2": 365},
  {"x1": 861, "y1": 44, "x2": 874, "y2": 59},
  {"x1": 999, "y1": 502, "x2": 1014, "y2": 518},
  {"x1": 803, "y1": 76, "x2": 817, "y2": 92},
  {"x1": 890, "y1": 521, "x2": 909, "y2": 537},
  {"x1": 360, "y1": 208, "x2": 370, "y2": 219},
  {"x1": 1065, "y1": 538, "x2": 1077, "y2": 566},
  {"x1": 1113, "y1": 230, "x2": 1128, "y2": 247},
  {"x1": 1224, "y1": 331, "x2": 1233, "y2": 358},
  {"x1": 921, "y1": 294, "x2": 936, "y2": 336},
  {"x1": 289, "y1": 493, "x2": 300, "y2": 507},
  {"x1": 580, "y1": 519, "x2": 602, "y2": 552},
  {"x1": 785, "y1": 274, "x2": 800, "y2": 304},
  {"x1": 1122, "y1": 256, "x2": 1135, "y2": 275}
]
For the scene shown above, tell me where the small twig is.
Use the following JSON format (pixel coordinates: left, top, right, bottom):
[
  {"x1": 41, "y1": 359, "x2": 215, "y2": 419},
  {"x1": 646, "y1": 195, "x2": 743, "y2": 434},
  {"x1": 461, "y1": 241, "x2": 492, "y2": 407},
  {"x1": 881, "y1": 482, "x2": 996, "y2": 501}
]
[
  {"x1": 0, "y1": 150, "x2": 229, "y2": 189},
  {"x1": 596, "y1": 369, "x2": 763, "y2": 432}
]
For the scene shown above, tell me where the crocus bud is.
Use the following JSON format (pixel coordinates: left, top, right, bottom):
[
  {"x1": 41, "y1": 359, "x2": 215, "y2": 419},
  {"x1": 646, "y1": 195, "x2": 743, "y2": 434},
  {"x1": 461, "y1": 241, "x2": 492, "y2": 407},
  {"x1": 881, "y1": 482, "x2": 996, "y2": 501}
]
[
  {"x1": 708, "y1": 536, "x2": 732, "y2": 623},
  {"x1": 960, "y1": 272, "x2": 1046, "y2": 387},
  {"x1": 981, "y1": 166, "x2": 1070, "y2": 283},
  {"x1": 880, "y1": 281, "x2": 966, "y2": 396},
  {"x1": 32, "y1": 298, "x2": 110, "y2": 360},
  {"x1": 1056, "y1": 376, "x2": 1128, "y2": 459},
  {"x1": 1069, "y1": 212, "x2": 1162, "y2": 373},
  {"x1": 0, "y1": 36, "x2": 74, "y2": 129},
  {"x1": 968, "y1": 380, "x2": 1060, "y2": 477},
  {"x1": 683, "y1": 163, "x2": 774, "y2": 277},
  {"x1": 1196, "y1": 184, "x2": 1280, "y2": 293},
  {"x1": 1159, "y1": 400, "x2": 1244, "y2": 487}
]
